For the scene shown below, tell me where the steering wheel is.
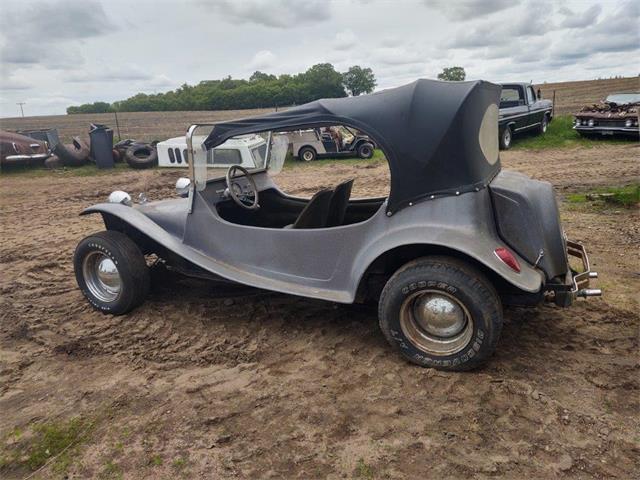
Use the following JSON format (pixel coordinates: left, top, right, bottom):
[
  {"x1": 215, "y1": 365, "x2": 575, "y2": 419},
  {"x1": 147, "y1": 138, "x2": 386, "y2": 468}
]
[{"x1": 225, "y1": 165, "x2": 259, "y2": 210}]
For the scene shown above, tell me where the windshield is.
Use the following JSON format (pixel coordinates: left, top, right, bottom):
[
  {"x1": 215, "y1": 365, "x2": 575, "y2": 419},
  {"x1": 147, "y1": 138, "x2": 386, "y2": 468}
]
[
  {"x1": 605, "y1": 93, "x2": 640, "y2": 104},
  {"x1": 189, "y1": 126, "x2": 287, "y2": 191}
]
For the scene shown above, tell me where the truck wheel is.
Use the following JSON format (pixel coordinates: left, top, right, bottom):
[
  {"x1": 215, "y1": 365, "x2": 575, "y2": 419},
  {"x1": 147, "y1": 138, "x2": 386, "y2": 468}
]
[
  {"x1": 539, "y1": 115, "x2": 549, "y2": 134},
  {"x1": 357, "y1": 142, "x2": 374, "y2": 159},
  {"x1": 378, "y1": 256, "x2": 503, "y2": 371},
  {"x1": 74, "y1": 231, "x2": 150, "y2": 315},
  {"x1": 298, "y1": 146, "x2": 316, "y2": 162},
  {"x1": 499, "y1": 126, "x2": 512, "y2": 150}
]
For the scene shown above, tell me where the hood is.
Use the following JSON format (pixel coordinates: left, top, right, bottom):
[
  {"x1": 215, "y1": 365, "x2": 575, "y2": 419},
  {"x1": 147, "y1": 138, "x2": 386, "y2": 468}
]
[{"x1": 577, "y1": 101, "x2": 639, "y2": 118}]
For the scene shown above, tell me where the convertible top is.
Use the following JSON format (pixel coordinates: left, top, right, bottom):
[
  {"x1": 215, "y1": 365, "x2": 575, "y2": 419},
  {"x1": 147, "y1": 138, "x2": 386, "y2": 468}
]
[{"x1": 203, "y1": 79, "x2": 502, "y2": 214}]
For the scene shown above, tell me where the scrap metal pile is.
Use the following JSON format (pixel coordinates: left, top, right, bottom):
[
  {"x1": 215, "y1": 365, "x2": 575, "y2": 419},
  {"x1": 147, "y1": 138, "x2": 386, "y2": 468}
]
[{"x1": 0, "y1": 125, "x2": 158, "y2": 171}]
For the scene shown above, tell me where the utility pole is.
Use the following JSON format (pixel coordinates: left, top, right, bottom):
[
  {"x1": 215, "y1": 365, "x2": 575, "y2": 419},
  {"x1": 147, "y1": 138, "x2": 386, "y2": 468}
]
[{"x1": 16, "y1": 102, "x2": 25, "y2": 117}]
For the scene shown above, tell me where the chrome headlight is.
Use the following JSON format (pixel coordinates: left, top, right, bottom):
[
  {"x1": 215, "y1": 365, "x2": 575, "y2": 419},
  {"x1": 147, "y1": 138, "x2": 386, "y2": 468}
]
[
  {"x1": 582, "y1": 119, "x2": 588, "y2": 126},
  {"x1": 176, "y1": 177, "x2": 191, "y2": 197},
  {"x1": 587, "y1": 119, "x2": 595, "y2": 127},
  {"x1": 108, "y1": 190, "x2": 132, "y2": 206},
  {"x1": 625, "y1": 118, "x2": 633, "y2": 127}
]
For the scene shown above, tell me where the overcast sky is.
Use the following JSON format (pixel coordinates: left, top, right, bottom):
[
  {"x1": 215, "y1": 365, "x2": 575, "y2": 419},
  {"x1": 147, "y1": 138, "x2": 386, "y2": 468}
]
[{"x1": 0, "y1": 0, "x2": 637, "y2": 117}]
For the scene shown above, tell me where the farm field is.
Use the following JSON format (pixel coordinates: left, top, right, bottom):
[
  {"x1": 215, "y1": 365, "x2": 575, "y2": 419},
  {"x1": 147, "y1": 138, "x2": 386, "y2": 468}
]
[
  {"x1": 0, "y1": 141, "x2": 639, "y2": 479},
  {"x1": 1, "y1": 76, "x2": 637, "y2": 143},
  {"x1": 535, "y1": 76, "x2": 639, "y2": 115}
]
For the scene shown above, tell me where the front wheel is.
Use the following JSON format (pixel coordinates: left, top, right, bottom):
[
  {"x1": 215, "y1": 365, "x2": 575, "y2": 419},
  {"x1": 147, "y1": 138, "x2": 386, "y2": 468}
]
[
  {"x1": 539, "y1": 115, "x2": 549, "y2": 134},
  {"x1": 499, "y1": 126, "x2": 512, "y2": 150},
  {"x1": 298, "y1": 147, "x2": 316, "y2": 162},
  {"x1": 74, "y1": 231, "x2": 150, "y2": 314},
  {"x1": 378, "y1": 256, "x2": 503, "y2": 371}
]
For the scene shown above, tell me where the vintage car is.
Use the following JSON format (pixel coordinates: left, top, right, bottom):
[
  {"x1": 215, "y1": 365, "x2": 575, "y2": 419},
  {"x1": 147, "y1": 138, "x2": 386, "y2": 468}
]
[
  {"x1": 290, "y1": 127, "x2": 375, "y2": 161},
  {"x1": 573, "y1": 92, "x2": 639, "y2": 137},
  {"x1": 157, "y1": 133, "x2": 267, "y2": 168},
  {"x1": 0, "y1": 130, "x2": 50, "y2": 168},
  {"x1": 498, "y1": 83, "x2": 553, "y2": 149},
  {"x1": 73, "y1": 79, "x2": 600, "y2": 371}
]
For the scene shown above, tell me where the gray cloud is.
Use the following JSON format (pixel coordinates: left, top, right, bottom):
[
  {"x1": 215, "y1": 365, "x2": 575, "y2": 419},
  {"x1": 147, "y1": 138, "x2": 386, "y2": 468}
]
[
  {"x1": 201, "y1": 0, "x2": 330, "y2": 28},
  {"x1": 559, "y1": 4, "x2": 602, "y2": 28},
  {"x1": 426, "y1": 0, "x2": 515, "y2": 20},
  {"x1": 0, "y1": 0, "x2": 116, "y2": 69}
]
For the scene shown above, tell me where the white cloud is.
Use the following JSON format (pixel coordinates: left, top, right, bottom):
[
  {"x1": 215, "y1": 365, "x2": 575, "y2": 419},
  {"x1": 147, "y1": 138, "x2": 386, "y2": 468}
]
[
  {"x1": 372, "y1": 47, "x2": 424, "y2": 66},
  {"x1": 333, "y1": 30, "x2": 358, "y2": 50},
  {"x1": 559, "y1": 4, "x2": 602, "y2": 28},
  {"x1": 248, "y1": 50, "x2": 278, "y2": 70}
]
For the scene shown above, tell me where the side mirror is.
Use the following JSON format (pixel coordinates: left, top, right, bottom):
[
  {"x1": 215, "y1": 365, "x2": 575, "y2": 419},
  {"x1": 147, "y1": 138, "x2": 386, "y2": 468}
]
[{"x1": 176, "y1": 177, "x2": 191, "y2": 197}]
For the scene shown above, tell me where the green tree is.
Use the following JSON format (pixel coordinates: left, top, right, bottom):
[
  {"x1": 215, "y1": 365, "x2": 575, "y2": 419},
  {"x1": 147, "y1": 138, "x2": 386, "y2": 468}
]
[
  {"x1": 342, "y1": 66, "x2": 376, "y2": 96},
  {"x1": 437, "y1": 66, "x2": 466, "y2": 81},
  {"x1": 249, "y1": 71, "x2": 277, "y2": 82}
]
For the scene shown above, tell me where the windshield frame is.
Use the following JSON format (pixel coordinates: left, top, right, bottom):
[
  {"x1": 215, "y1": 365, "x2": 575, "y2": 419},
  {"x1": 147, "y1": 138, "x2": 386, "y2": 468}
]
[{"x1": 605, "y1": 93, "x2": 640, "y2": 104}]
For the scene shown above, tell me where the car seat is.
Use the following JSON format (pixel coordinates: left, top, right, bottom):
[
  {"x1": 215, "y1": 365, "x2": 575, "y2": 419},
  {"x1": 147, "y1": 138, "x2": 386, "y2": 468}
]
[
  {"x1": 326, "y1": 179, "x2": 354, "y2": 227},
  {"x1": 287, "y1": 188, "x2": 334, "y2": 229}
]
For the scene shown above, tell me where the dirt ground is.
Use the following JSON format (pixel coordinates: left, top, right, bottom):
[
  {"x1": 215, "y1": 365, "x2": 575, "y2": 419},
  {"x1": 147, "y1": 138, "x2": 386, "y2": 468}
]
[{"x1": 1, "y1": 143, "x2": 639, "y2": 479}]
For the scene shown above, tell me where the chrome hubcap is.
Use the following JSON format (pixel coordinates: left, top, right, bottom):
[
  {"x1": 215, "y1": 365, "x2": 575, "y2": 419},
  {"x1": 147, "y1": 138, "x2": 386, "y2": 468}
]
[
  {"x1": 399, "y1": 290, "x2": 473, "y2": 356},
  {"x1": 302, "y1": 151, "x2": 313, "y2": 161},
  {"x1": 82, "y1": 252, "x2": 121, "y2": 303}
]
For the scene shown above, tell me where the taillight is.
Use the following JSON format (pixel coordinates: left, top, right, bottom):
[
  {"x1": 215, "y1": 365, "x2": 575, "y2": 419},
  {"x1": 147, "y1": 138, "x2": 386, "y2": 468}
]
[{"x1": 494, "y1": 247, "x2": 521, "y2": 273}]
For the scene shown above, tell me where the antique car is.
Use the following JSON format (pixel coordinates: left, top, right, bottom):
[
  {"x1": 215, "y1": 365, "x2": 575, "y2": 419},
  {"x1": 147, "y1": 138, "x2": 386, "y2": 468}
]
[
  {"x1": 73, "y1": 79, "x2": 600, "y2": 371},
  {"x1": 573, "y1": 92, "x2": 639, "y2": 137},
  {"x1": 157, "y1": 133, "x2": 267, "y2": 168},
  {"x1": 0, "y1": 130, "x2": 50, "y2": 168},
  {"x1": 498, "y1": 83, "x2": 553, "y2": 149},
  {"x1": 290, "y1": 127, "x2": 375, "y2": 161}
]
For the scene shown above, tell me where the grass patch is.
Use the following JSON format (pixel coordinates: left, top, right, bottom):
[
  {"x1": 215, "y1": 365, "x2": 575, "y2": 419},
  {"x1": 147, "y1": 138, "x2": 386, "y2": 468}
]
[
  {"x1": 511, "y1": 115, "x2": 635, "y2": 150},
  {"x1": 567, "y1": 184, "x2": 639, "y2": 207},
  {"x1": 0, "y1": 416, "x2": 96, "y2": 475},
  {"x1": 355, "y1": 458, "x2": 375, "y2": 479},
  {"x1": 101, "y1": 460, "x2": 123, "y2": 479},
  {"x1": 148, "y1": 454, "x2": 163, "y2": 466}
]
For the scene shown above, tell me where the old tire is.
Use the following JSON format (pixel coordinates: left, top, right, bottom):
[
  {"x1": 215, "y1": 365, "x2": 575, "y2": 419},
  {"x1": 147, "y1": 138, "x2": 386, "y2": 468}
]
[
  {"x1": 378, "y1": 256, "x2": 503, "y2": 371},
  {"x1": 499, "y1": 126, "x2": 512, "y2": 150},
  {"x1": 125, "y1": 145, "x2": 158, "y2": 169},
  {"x1": 74, "y1": 231, "x2": 150, "y2": 315},
  {"x1": 52, "y1": 137, "x2": 90, "y2": 166},
  {"x1": 357, "y1": 142, "x2": 374, "y2": 159},
  {"x1": 539, "y1": 115, "x2": 549, "y2": 134},
  {"x1": 298, "y1": 146, "x2": 316, "y2": 162}
]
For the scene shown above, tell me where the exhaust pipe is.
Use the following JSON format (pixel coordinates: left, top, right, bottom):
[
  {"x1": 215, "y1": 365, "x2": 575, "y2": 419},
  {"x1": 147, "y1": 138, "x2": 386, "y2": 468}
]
[{"x1": 577, "y1": 288, "x2": 602, "y2": 298}]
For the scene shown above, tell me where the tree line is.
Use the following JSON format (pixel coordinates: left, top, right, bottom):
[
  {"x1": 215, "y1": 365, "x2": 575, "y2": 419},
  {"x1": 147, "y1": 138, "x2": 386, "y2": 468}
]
[{"x1": 67, "y1": 64, "x2": 376, "y2": 114}]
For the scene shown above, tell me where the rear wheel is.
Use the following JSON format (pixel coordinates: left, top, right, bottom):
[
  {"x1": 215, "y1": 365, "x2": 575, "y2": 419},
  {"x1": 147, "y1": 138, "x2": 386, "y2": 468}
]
[
  {"x1": 499, "y1": 126, "x2": 512, "y2": 150},
  {"x1": 298, "y1": 146, "x2": 316, "y2": 162},
  {"x1": 378, "y1": 256, "x2": 503, "y2": 371},
  {"x1": 357, "y1": 142, "x2": 374, "y2": 159},
  {"x1": 74, "y1": 231, "x2": 150, "y2": 314}
]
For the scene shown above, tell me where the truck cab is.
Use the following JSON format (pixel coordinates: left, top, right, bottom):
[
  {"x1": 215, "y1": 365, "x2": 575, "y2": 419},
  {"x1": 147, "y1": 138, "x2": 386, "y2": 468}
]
[{"x1": 498, "y1": 82, "x2": 553, "y2": 149}]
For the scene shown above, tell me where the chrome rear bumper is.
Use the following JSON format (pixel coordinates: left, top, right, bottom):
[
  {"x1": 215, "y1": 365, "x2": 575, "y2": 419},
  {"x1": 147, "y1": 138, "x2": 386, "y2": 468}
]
[{"x1": 549, "y1": 240, "x2": 601, "y2": 307}]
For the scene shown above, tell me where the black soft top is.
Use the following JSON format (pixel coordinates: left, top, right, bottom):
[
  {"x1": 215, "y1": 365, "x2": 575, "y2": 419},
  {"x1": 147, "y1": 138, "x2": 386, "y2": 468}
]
[{"x1": 204, "y1": 79, "x2": 501, "y2": 214}]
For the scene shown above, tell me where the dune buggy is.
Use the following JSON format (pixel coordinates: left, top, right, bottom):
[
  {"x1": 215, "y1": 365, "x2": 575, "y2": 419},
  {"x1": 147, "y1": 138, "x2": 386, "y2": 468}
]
[{"x1": 74, "y1": 79, "x2": 600, "y2": 371}]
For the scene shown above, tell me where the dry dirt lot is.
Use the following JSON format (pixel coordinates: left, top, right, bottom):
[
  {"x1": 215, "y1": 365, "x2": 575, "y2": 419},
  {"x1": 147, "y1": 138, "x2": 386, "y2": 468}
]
[{"x1": 1, "y1": 143, "x2": 639, "y2": 479}]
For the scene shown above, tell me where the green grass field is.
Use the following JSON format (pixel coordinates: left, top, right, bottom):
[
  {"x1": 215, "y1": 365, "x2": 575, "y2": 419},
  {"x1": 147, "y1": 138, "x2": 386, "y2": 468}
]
[{"x1": 511, "y1": 115, "x2": 636, "y2": 150}]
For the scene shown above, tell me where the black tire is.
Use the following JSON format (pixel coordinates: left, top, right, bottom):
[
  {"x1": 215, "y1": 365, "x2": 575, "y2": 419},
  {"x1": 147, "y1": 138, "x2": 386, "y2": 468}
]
[
  {"x1": 499, "y1": 126, "x2": 512, "y2": 150},
  {"x1": 357, "y1": 142, "x2": 374, "y2": 159},
  {"x1": 298, "y1": 146, "x2": 316, "y2": 162},
  {"x1": 74, "y1": 231, "x2": 150, "y2": 315},
  {"x1": 539, "y1": 114, "x2": 549, "y2": 134},
  {"x1": 378, "y1": 256, "x2": 503, "y2": 371},
  {"x1": 52, "y1": 137, "x2": 90, "y2": 166},
  {"x1": 125, "y1": 145, "x2": 158, "y2": 169}
]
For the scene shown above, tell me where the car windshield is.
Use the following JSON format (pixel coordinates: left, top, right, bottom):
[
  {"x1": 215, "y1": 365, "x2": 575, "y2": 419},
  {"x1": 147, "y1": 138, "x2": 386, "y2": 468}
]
[
  {"x1": 605, "y1": 93, "x2": 640, "y2": 104},
  {"x1": 190, "y1": 126, "x2": 287, "y2": 191}
]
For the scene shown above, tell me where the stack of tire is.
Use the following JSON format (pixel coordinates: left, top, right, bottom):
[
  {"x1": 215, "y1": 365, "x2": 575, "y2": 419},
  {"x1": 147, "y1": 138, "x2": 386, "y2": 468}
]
[{"x1": 114, "y1": 139, "x2": 158, "y2": 169}]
